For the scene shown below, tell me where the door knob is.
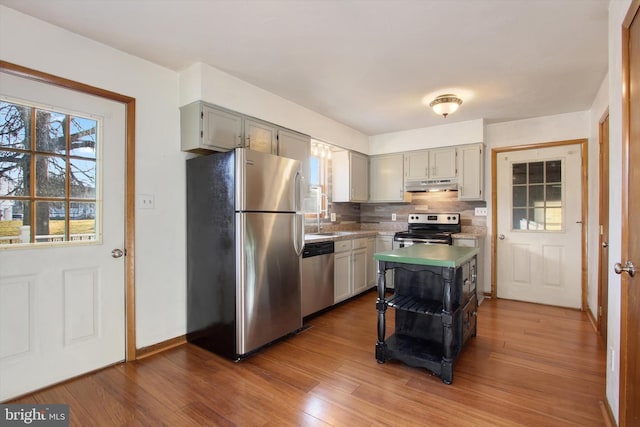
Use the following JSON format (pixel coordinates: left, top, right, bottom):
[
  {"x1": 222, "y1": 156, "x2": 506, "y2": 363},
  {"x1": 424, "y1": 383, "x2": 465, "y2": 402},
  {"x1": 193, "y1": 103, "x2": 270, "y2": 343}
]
[
  {"x1": 111, "y1": 248, "x2": 124, "y2": 258},
  {"x1": 602, "y1": 241, "x2": 609, "y2": 248},
  {"x1": 614, "y1": 261, "x2": 636, "y2": 277},
  {"x1": 498, "y1": 234, "x2": 505, "y2": 240}
]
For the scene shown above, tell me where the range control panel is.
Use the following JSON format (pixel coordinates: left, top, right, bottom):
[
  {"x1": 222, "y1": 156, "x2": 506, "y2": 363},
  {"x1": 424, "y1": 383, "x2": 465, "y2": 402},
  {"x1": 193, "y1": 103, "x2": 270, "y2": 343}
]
[{"x1": 407, "y1": 213, "x2": 460, "y2": 225}]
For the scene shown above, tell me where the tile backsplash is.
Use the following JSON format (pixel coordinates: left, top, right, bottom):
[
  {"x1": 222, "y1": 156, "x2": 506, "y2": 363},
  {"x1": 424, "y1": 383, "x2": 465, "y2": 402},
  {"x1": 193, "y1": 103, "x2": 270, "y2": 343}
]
[{"x1": 306, "y1": 191, "x2": 487, "y2": 234}]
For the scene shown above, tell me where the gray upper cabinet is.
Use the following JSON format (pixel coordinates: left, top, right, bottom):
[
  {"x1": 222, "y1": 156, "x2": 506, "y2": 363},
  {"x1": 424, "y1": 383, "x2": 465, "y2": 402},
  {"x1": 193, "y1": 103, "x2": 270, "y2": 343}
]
[
  {"x1": 332, "y1": 151, "x2": 369, "y2": 202},
  {"x1": 457, "y1": 143, "x2": 484, "y2": 200},
  {"x1": 404, "y1": 150, "x2": 429, "y2": 179},
  {"x1": 429, "y1": 147, "x2": 457, "y2": 180},
  {"x1": 180, "y1": 101, "x2": 243, "y2": 153},
  {"x1": 369, "y1": 153, "x2": 406, "y2": 202},
  {"x1": 245, "y1": 118, "x2": 277, "y2": 154},
  {"x1": 404, "y1": 147, "x2": 457, "y2": 181},
  {"x1": 277, "y1": 128, "x2": 311, "y2": 193}
]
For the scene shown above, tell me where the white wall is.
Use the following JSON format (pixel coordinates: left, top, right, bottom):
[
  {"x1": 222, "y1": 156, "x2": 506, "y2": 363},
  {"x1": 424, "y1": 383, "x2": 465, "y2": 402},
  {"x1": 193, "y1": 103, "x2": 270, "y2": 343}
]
[
  {"x1": 368, "y1": 119, "x2": 484, "y2": 155},
  {"x1": 179, "y1": 63, "x2": 369, "y2": 154},
  {"x1": 0, "y1": 6, "x2": 187, "y2": 348},
  {"x1": 605, "y1": 0, "x2": 632, "y2": 422}
]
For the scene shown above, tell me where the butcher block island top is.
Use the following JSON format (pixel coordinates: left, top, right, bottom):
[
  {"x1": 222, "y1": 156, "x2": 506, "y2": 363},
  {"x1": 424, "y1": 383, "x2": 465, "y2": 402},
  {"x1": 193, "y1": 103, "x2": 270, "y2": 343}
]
[{"x1": 374, "y1": 245, "x2": 479, "y2": 268}]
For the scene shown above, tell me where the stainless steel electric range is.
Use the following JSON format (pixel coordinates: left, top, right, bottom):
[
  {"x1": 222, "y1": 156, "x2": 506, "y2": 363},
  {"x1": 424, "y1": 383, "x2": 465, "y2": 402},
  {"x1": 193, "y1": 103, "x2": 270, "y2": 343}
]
[{"x1": 393, "y1": 213, "x2": 461, "y2": 248}]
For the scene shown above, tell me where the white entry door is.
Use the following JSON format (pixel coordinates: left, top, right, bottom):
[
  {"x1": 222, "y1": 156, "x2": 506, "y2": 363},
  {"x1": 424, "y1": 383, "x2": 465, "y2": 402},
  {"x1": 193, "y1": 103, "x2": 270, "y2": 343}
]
[
  {"x1": 496, "y1": 145, "x2": 582, "y2": 308},
  {"x1": 0, "y1": 72, "x2": 126, "y2": 400}
]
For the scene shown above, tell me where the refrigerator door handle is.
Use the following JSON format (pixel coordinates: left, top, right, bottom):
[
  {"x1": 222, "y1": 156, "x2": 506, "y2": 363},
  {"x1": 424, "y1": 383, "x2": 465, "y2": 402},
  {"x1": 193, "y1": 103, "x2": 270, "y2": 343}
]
[
  {"x1": 294, "y1": 170, "x2": 302, "y2": 212},
  {"x1": 293, "y1": 213, "x2": 304, "y2": 256}
]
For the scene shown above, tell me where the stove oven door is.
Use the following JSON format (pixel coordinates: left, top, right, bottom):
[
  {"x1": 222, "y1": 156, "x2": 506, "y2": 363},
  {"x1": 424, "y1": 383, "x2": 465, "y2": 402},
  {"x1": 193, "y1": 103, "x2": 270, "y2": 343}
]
[{"x1": 393, "y1": 238, "x2": 452, "y2": 249}]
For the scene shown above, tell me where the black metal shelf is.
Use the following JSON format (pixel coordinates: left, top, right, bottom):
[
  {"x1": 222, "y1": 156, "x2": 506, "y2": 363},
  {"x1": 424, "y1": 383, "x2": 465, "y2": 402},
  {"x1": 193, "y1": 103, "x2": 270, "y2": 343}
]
[{"x1": 386, "y1": 294, "x2": 443, "y2": 316}]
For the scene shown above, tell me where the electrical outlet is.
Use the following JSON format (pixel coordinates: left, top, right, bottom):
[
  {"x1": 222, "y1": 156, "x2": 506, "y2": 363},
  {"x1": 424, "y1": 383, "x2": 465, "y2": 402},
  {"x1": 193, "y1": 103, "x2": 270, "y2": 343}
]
[
  {"x1": 137, "y1": 194, "x2": 155, "y2": 209},
  {"x1": 392, "y1": 213, "x2": 397, "y2": 221},
  {"x1": 330, "y1": 212, "x2": 336, "y2": 222},
  {"x1": 474, "y1": 207, "x2": 487, "y2": 216}
]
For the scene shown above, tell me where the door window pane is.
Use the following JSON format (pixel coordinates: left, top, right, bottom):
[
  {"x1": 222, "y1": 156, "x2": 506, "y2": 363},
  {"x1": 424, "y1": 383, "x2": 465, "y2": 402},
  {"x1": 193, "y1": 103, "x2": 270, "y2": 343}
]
[
  {"x1": 0, "y1": 153, "x2": 30, "y2": 196},
  {"x1": 545, "y1": 208, "x2": 562, "y2": 231},
  {"x1": 528, "y1": 162, "x2": 544, "y2": 184},
  {"x1": 35, "y1": 201, "x2": 65, "y2": 242},
  {"x1": 528, "y1": 185, "x2": 544, "y2": 207},
  {"x1": 512, "y1": 208, "x2": 527, "y2": 230},
  {"x1": 35, "y1": 155, "x2": 66, "y2": 197},
  {"x1": 69, "y1": 116, "x2": 97, "y2": 158},
  {"x1": 69, "y1": 202, "x2": 96, "y2": 241},
  {"x1": 512, "y1": 163, "x2": 527, "y2": 184},
  {"x1": 512, "y1": 186, "x2": 527, "y2": 207},
  {"x1": 70, "y1": 158, "x2": 96, "y2": 198},
  {"x1": 511, "y1": 159, "x2": 563, "y2": 232},
  {"x1": 0, "y1": 102, "x2": 31, "y2": 149},
  {"x1": 546, "y1": 184, "x2": 562, "y2": 202},
  {"x1": 36, "y1": 109, "x2": 67, "y2": 154},
  {"x1": 546, "y1": 160, "x2": 562, "y2": 183}
]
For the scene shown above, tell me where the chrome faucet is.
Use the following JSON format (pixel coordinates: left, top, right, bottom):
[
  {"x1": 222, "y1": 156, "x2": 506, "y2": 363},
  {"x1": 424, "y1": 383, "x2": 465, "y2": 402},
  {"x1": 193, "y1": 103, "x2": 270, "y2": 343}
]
[{"x1": 312, "y1": 186, "x2": 327, "y2": 233}]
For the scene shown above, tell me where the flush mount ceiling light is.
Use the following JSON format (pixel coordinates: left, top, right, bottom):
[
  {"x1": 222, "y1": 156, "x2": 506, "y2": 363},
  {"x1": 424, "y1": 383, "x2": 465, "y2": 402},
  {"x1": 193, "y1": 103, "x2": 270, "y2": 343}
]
[{"x1": 429, "y1": 94, "x2": 463, "y2": 118}]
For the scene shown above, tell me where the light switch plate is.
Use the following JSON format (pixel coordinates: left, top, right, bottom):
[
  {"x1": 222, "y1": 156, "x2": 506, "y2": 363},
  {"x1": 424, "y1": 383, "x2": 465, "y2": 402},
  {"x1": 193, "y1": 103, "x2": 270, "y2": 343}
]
[
  {"x1": 330, "y1": 212, "x2": 336, "y2": 222},
  {"x1": 391, "y1": 213, "x2": 397, "y2": 221},
  {"x1": 474, "y1": 207, "x2": 487, "y2": 216}
]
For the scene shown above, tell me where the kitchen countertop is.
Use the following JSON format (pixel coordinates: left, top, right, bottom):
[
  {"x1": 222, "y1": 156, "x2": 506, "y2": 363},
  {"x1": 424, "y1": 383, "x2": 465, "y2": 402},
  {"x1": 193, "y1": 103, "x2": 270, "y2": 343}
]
[
  {"x1": 305, "y1": 230, "x2": 484, "y2": 243},
  {"x1": 305, "y1": 230, "x2": 391, "y2": 243},
  {"x1": 374, "y1": 245, "x2": 479, "y2": 268}
]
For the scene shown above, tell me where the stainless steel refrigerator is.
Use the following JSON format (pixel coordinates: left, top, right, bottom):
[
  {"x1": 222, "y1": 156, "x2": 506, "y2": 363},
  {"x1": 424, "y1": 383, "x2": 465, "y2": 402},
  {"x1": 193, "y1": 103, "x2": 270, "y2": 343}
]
[{"x1": 186, "y1": 148, "x2": 304, "y2": 359}]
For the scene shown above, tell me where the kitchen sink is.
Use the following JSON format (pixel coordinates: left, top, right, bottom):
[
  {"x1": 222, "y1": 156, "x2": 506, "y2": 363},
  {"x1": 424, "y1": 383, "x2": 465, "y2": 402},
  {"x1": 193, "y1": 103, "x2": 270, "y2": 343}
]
[{"x1": 306, "y1": 231, "x2": 349, "y2": 237}]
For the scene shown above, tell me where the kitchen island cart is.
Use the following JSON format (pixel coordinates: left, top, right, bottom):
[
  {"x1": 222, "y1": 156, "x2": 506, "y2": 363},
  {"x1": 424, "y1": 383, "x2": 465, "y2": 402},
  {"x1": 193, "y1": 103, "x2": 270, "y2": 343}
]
[{"x1": 374, "y1": 245, "x2": 479, "y2": 384}]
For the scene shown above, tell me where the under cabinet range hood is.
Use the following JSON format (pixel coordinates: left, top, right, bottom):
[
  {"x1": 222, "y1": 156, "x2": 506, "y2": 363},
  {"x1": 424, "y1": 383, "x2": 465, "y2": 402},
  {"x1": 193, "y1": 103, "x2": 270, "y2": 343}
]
[{"x1": 405, "y1": 178, "x2": 458, "y2": 192}]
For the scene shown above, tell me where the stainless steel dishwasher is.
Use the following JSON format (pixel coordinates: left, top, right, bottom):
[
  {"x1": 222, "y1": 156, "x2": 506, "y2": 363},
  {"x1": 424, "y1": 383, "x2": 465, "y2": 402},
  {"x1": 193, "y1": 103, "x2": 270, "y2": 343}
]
[{"x1": 301, "y1": 241, "x2": 335, "y2": 317}]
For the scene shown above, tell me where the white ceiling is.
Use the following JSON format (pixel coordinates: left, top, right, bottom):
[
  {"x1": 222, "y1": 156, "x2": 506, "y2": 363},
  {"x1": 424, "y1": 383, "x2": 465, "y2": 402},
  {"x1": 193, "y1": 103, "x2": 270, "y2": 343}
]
[{"x1": 0, "y1": 0, "x2": 608, "y2": 135}]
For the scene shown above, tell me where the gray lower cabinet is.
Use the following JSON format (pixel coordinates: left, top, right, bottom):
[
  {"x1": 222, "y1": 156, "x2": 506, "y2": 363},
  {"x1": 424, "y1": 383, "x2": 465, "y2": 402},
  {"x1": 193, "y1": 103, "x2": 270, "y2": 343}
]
[
  {"x1": 334, "y1": 240, "x2": 352, "y2": 303},
  {"x1": 352, "y1": 238, "x2": 368, "y2": 295},
  {"x1": 366, "y1": 237, "x2": 376, "y2": 286},
  {"x1": 334, "y1": 238, "x2": 371, "y2": 303}
]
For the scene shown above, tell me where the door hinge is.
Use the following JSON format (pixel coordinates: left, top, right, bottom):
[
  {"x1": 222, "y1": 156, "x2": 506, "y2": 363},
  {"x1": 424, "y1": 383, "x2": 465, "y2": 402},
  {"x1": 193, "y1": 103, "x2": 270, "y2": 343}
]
[
  {"x1": 200, "y1": 111, "x2": 204, "y2": 119},
  {"x1": 599, "y1": 306, "x2": 603, "y2": 317}
]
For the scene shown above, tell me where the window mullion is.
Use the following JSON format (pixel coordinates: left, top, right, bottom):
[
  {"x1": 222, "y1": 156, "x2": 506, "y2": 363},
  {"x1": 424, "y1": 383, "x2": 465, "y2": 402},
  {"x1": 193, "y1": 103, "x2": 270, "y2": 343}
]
[
  {"x1": 65, "y1": 114, "x2": 70, "y2": 241},
  {"x1": 28, "y1": 108, "x2": 36, "y2": 243}
]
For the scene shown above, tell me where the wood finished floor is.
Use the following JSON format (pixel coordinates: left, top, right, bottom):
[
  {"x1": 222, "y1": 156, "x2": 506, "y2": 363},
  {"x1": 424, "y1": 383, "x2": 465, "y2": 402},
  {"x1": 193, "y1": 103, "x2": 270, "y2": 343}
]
[{"x1": 10, "y1": 291, "x2": 606, "y2": 426}]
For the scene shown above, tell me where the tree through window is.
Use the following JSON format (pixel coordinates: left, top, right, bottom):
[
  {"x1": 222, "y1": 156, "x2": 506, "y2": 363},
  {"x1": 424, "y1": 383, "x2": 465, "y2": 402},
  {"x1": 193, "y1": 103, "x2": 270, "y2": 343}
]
[{"x1": 0, "y1": 99, "x2": 99, "y2": 245}]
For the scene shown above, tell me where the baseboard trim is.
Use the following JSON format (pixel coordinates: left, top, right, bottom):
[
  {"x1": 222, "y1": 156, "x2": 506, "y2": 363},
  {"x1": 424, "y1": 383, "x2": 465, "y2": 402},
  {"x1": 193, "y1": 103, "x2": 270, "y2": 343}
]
[
  {"x1": 586, "y1": 308, "x2": 599, "y2": 334},
  {"x1": 600, "y1": 398, "x2": 617, "y2": 427},
  {"x1": 136, "y1": 335, "x2": 186, "y2": 360}
]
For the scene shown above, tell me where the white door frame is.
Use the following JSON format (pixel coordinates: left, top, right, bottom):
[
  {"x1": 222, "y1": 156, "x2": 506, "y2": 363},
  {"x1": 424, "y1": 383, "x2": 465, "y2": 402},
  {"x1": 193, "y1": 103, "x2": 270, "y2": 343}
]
[
  {"x1": 0, "y1": 61, "x2": 138, "y2": 361},
  {"x1": 491, "y1": 139, "x2": 588, "y2": 311}
]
